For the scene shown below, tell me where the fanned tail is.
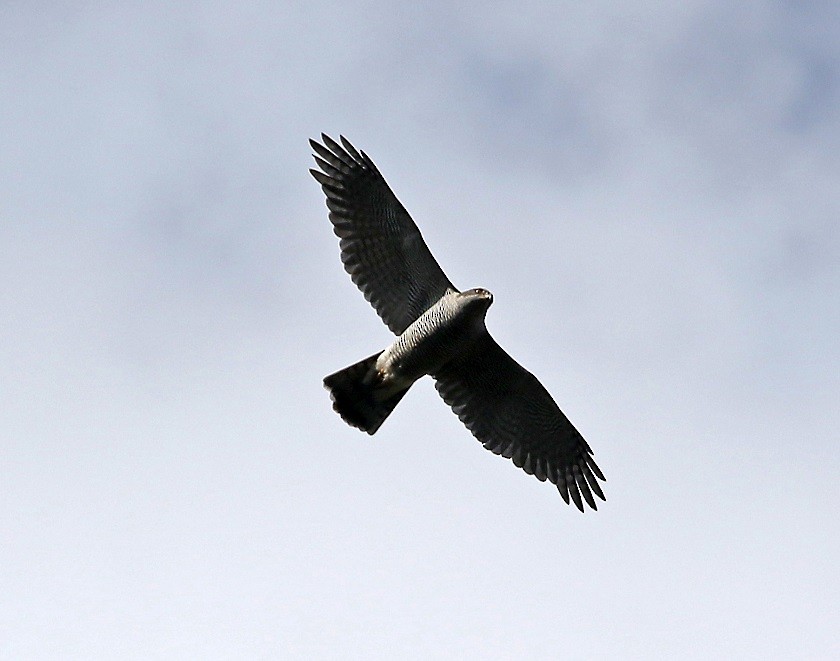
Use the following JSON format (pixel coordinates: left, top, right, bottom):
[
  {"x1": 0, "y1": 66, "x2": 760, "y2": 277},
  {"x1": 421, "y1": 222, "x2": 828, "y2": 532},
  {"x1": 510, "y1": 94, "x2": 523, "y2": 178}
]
[{"x1": 323, "y1": 353, "x2": 411, "y2": 434}]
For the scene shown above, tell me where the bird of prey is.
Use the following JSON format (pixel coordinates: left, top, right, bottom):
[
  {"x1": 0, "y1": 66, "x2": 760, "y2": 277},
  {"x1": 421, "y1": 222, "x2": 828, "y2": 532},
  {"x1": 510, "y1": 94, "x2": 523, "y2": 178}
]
[{"x1": 310, "y1": 134, "x2": 606, "y2": 511}]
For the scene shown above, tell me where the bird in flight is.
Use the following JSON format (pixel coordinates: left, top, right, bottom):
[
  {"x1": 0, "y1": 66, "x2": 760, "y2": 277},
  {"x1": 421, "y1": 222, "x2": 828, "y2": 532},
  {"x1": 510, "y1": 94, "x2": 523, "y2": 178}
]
[{"x1": 310, "y1": 134, "x2": 606, "y2": 511}]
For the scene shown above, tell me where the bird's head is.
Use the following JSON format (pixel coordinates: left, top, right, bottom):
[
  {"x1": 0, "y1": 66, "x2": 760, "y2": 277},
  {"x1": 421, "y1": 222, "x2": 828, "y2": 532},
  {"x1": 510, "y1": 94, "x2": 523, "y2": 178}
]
[{"x1": 461, "y1": 287, "x2": 494, "y2": 309}]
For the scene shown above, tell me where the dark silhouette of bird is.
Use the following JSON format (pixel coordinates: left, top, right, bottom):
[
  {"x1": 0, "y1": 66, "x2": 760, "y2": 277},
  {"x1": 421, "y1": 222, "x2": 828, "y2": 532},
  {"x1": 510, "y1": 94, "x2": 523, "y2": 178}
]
[{"x1": 310, "y1": 134, "x2": 606, "y2": 511}]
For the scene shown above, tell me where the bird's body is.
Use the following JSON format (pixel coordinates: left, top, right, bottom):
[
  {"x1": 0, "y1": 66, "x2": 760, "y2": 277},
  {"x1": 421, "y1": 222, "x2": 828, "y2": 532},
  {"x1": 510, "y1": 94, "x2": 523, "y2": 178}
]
[
  {"x1": 378, "y1": 289, "x2": 493, "y2": 384},
  {"x1": 324, "y1": 289, "x2": 492, "y2": 434},
  {"x1": 311, "y1": 134, "x2": 606, "y2": 512}
]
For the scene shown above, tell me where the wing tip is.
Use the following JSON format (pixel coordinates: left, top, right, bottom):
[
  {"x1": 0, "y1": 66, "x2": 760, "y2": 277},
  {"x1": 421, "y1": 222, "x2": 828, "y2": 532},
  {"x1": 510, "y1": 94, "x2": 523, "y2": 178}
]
[{"x1": 548, "y1": 453, "x2": 607, "y2": 512}]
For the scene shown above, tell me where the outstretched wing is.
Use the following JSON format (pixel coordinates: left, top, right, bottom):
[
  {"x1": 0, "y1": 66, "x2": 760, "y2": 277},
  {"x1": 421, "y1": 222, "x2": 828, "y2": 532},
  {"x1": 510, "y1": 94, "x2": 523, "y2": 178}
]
[
  {"x1": 310, "y1": 134, "x2": 457, "y2": 335},
  {"x1": 433, "y1": 331, "x2": 606, "y2": 512}
]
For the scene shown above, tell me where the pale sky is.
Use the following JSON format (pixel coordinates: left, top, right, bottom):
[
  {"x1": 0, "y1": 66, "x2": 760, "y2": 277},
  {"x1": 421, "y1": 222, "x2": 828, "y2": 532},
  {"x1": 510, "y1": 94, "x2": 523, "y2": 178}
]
[{"x1": 1, "y1": 2, "x2": 838, "y2": 658}]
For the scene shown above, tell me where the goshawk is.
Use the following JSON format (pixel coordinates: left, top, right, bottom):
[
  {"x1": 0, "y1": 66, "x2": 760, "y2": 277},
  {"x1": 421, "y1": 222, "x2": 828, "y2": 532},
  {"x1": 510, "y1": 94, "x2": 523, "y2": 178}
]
[{"x1": 311, "y1": 134, "x2": 606, "y2": 511}]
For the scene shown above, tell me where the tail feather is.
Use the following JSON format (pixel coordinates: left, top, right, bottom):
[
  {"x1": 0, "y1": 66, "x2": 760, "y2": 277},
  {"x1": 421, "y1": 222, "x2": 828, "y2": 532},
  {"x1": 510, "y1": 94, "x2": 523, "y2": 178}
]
[{"x1": 323, "y1": 353, "x2": 411, "y2": 434}]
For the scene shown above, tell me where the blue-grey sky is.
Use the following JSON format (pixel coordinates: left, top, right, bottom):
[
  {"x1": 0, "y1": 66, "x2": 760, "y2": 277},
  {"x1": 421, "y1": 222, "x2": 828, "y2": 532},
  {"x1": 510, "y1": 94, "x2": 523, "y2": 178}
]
[{"x1": 2, "y1": 2, "x2": 838, "y2": 658}]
